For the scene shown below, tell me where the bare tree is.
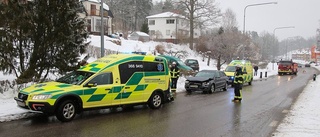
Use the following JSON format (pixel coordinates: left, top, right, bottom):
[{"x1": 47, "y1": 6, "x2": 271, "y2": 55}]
[
  {"x1": 222, "y1": 8, "x2": 238, "y2": 31},
  {"x1": 178, "y1": 0, "x2": 221, "y2": 50}
]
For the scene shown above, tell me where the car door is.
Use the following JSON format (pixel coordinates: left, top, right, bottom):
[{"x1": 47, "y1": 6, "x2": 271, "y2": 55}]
[
  {"x1": 213, "y1": 71, "x2": 223, "y2": 88},
  {"x1": 219, "y1": 71, "x2": 228, "y2": 86},
  {"x1": 83, "y1": 72, "x2": 113, "y2": 108},
  {"x1": 117, "y1": 61, "x2": 144, "y2": 105}
]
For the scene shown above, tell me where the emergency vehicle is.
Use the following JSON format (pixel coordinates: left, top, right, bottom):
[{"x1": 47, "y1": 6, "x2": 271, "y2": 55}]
[
  {"x1": 277, "y1": 60, "x2": 298, "y2": 75},
  {"x1": 224, "y1": 60, "x2": 253, "y2": 86},
  {"x1": 14, "y1": 54, "x2": 172, "y2": 122}
]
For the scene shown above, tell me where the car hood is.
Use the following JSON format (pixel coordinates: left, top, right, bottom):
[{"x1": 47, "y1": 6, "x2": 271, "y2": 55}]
[
  {"x1": 186, "y1": 77, "x2": 211, "y2": 82},
  {"x1": 224, "y1": 72, "x2": 235, "y2": 77},
  {"x1": 20, "y1": 81, "x2": 82, "y2": 95}
]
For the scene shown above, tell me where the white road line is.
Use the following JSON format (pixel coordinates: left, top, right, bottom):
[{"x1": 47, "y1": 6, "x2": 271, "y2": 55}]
[
  {"x1": 282, "y1": 109, "x2": 289, "y2": 113},
  {"x1": 269, "y1": 120, "x2": 278, "y2": 127}
]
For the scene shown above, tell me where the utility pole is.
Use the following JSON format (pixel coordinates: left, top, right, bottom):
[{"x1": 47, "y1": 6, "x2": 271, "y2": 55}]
[{"x1": 100, "y1": 0, "x2": 105, "y2": 57}]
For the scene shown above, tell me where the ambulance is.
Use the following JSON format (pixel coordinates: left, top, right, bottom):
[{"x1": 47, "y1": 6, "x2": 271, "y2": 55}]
[
  {"x1": 14, "y1": 54, "x2": 172, "y2": 122},
  {"x1": 224, "y1": 60, "x2": 253, "y2": 86}
]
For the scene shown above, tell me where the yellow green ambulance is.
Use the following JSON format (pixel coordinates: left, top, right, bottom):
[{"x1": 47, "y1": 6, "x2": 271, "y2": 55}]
[
  {"x1": 14, "y1": 54, "x2": 172, "y2": 122},
  {"x1": 224, "y1": 60, "x2": 253, "y2": 86}
]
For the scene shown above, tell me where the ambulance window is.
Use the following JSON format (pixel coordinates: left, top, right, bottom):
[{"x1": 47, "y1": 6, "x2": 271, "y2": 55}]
[
  {"x1": 144, "y1": 62, "x2": 164, "y2": 72},
  {"x1": 88, "y1": 73, "x2": 113, "y2": 85},
  {"x1": 119, "y1": 61, "x2": 144, "y2": 84}
]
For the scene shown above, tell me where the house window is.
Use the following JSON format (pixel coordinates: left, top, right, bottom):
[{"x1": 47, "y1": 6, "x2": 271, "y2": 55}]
[
  {"x1": 149, "y1": 30, "x2": 155, "y2": 35},
  {"x1": 91, "y1": 4, "x2": 96, "y2": 16},
  {"x1": 149, "y1": 20, "x2": 155, "y2": 25},
  {"x1": 87, "y1": 19, "x2": 91, "y2": 32},
  {"x1": 166, "y1": 30, "x2": 170, "y2": 36},
  {"x1": 166, "y1": 19, "x2": 175, "y2": 24},
  {"x1": 194, "y1": 32, "x2": 197, "y2": 36},
  {"x1": 95, "y1": 19, "x2": 101, "y2": 31},
  {"x1": 95, "y1": 19, "x2": 106, "y2": 32}
]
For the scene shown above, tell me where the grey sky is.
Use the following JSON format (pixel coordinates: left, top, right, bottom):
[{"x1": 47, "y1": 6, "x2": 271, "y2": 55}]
[{"x1": 216, "y1": 0, "x2": 320, "y2": 41}]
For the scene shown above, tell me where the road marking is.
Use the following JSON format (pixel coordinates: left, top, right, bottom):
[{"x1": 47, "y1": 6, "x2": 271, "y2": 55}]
[
  {"x1": 282, "y1": 109, "x2": 289, "y2": 113},
  {"x1": 269, "y1": 120, "x2": 278, "y2": 127}
]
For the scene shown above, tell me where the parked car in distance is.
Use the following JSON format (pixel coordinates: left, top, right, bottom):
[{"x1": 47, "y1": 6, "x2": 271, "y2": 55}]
[
  {"x1": 184, "y1": 59, "x2": 199, "y2": 71},
  {"x1": 159, "y1": 55, "x2": 194, "y2": 76},
  {"x1": 305, "y1": 63, "x2": 311, "y2": 67},
  {"x1": 185, "y1": 70, "x2": 229, "y2": 94}
]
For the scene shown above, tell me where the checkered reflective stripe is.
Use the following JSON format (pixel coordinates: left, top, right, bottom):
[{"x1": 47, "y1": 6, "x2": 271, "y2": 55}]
[{"x1": 79, "y1": 63, "x2": 105, "y2": 73}]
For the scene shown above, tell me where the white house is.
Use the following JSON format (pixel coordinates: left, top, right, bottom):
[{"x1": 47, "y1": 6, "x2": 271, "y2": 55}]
[
  {"x1": 79, "y1": 0, "x2": 113, "y2": 35},
  {"x1": 128, "y1": 31, "x2": 150, "y2": 42},
  {"x1": 146, "y1": 11, "x2": 200, "y2": 42}
]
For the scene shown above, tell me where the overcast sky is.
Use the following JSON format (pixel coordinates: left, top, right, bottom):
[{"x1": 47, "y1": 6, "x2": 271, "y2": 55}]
[{"x1": 215, "y1": 0, "x2": 320, "y2": 40}]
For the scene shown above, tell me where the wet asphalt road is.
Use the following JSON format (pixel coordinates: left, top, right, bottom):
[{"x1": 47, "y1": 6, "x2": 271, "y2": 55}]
[{"x1": 1, "y1": 67, "x2": 318, "y2": 137}]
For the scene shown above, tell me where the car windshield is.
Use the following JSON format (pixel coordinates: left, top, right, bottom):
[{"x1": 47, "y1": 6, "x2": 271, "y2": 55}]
[
  {"x1": 56, "y1": 71, "x2": 94, "y2": 85},
  {"x1": 195, "y1": 71, "x2": 215, "y2": 77},
  {"x1": 225, "y1": 66, "x2": 236, "y2": 72},
  {"x1": 186, "y1": 60, "x2": 198, "y2": 64}
]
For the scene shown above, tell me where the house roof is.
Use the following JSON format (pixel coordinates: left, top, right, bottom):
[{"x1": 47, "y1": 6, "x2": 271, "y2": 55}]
[
  {"x1": 133, "y1": 31, "x2": 149, "y2": 37},
  {"x1": 146, "y1": 11, "x2": 185, "y2": 19}
]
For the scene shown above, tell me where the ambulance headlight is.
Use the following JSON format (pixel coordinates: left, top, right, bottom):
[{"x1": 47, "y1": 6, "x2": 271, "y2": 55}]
[
  {"x1": 230, "y1": 76, "x2": 234, "y2": 80},
  {"x1": 32, "y1": 94, "x2": 52, "y2": 100}
]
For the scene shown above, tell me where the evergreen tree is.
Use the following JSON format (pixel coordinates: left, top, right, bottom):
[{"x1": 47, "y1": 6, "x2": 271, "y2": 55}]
[
  {"x1": 140, "y1": 23, "x2": 149, "y2": 34},
  {"x1": 0, "y1": 0, "x2": 89, "y2": 83}
]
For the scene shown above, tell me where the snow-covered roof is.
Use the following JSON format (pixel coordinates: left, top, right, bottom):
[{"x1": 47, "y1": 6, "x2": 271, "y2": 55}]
[
  {"x1": 146, "y1": 11, "x2": 185, "y2": 19},
  {"x1": 81, "y1": 0, "x2": 109, "y2": 10},
  {"x1": 133, "y1": 31, "x2": 149, "y2": 37}
]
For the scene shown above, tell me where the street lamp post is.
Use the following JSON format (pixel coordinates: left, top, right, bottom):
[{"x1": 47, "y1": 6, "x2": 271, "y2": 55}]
[
  {"x1": 100, "y1": 0, "x2": 105, "y2": 57},
  {"x1": 273, "y1": 26, "x2": 295, "y2": 37},
  {"x1": 273, "y1": 26, "x2": 295, "y2": 60},
  {"x1": 243, "y1": 2, "x2": 277, "y2": 34},
  {"x1": 285, "y1": 36, "x2": 296, "y2": 60}
]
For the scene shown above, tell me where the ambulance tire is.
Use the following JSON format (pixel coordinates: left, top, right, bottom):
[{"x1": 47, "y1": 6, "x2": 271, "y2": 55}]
[
  {"x1": 55, "y1": 100, "x2": 77, "y2": 122},
  {"x1": 148, "y1": 91, "x2": 162, "y2": 109},
  {"x1": 248, "y1": 78, "x2": 252, "y2": 85}
]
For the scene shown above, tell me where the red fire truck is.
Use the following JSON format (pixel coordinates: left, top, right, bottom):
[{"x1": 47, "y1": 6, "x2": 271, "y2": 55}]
[{"x1": 278, "y1": 60, "x2": 298, "y2": 75}]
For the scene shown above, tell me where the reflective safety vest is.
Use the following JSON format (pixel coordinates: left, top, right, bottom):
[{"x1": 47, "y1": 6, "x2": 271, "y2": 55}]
[
  {"x1": 234, "y1": 71, "x2": 243, "y2": 84},
  {"x1": 170, "y1": 67, "x2": 180, "y2": 78}
]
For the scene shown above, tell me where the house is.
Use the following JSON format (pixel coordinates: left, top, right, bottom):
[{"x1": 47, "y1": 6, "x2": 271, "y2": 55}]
[
  {"x1": 128, "y1": 31, "x2": 150, "y2": 42},
  {"x1": 79, "y1": 0, "x2": 114, "y2": 35},
  {"x1": 146, "y1": 11, "x2": 200, "y2": 43}
]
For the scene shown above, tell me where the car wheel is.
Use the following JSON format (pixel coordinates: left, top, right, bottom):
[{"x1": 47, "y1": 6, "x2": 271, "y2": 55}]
[
  {"x1": 186, "y1": 90, "x2": 192, "y2": 94},
  {"x1": 248, "y1": 78, "x2": 252, "y2": 85},
  {"x1": 223, "y1": 83, "x2": 228, "y2": 91},
  {"x1": 55, "y1": 100, "x2": 77, "y2": 122},
  {"x1": 148, "y1": 92, "x2": 162, "y2": 109},
  {"x1": 209, "y1": 84, "x2": 215, "y2": 93}
]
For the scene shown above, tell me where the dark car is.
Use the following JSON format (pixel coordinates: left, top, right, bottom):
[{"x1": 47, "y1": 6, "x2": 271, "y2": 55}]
[
  {"x1": 185, "y1": 70, "x2": 229, "y2": 94},
  {"x1": 305, "y1": 63, "x2": 311, "y2": 67},
  {"x1": 184, "y1": 59, "x2": 199, "y2": 71}
]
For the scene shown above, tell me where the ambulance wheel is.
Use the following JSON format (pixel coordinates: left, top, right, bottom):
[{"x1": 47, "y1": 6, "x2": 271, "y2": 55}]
[
  {"x1": 55, "y1": 100, "x2": 76, "y2": 122},
  {"x1": 148, "y1": 92, "x2": 162, "y2": 109}
]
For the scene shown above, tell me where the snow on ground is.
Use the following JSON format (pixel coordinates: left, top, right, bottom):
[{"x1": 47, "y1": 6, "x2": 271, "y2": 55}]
[{"x1": 1, "y1": 36, "x2": 320, "y2": 136}]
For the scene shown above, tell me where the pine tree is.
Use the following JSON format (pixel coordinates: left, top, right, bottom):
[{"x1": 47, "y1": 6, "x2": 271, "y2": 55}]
[
  {"x1": 0, "y1": 0, "x2": 89, "y2": 83},
  {"x1": 140, "y1": 23, "x2": 149, "y2": 34}
]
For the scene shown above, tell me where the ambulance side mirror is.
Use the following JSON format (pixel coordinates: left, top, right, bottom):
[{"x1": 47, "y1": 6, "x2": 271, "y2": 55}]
[{"x1": 86, "y1": 82, "x2": 97, "y2": 87}]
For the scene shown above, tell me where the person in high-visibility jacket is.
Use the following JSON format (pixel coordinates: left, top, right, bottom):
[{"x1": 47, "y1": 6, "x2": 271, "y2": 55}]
[
  {"x1": 170, "y1": 62, "x2": 180, "y2": 97},
  {"x1": 232, "y1": 65, "x2": 243, "y2": 102}
]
